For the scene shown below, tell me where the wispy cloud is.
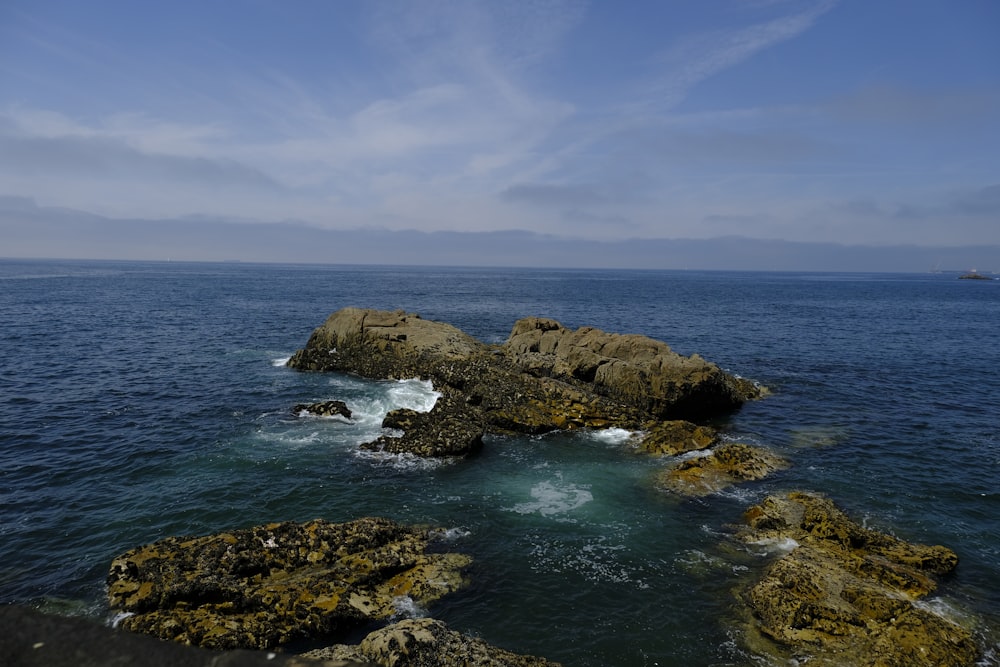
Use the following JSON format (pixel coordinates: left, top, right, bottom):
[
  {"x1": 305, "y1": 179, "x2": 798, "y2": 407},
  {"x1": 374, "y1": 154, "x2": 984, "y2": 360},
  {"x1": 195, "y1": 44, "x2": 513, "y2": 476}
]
[
  {"x1": 1, "y1": 0, "x2": 997, "y2": 253},
  {"x1": 643, "y1": 0, "x2": 837, "y2": 110}
]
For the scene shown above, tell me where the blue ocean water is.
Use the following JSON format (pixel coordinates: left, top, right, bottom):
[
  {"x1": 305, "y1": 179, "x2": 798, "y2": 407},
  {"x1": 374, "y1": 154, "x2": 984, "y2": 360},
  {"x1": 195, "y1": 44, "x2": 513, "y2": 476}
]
[{"x1": 0, "y1": 259, "x2": 998, "y2": 665}]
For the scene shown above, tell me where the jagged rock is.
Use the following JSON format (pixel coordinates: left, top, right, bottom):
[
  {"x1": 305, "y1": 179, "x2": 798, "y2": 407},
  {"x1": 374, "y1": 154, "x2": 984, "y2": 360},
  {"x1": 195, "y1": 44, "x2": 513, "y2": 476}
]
[
  {"x1": 736, "y1": 492, "x2": 978, "y2": 666},
  {"x1": 107, "y1": 518, "x2": 471, "y2": 650},
  {"x1": 364, "y1": 390, "x2": 485, "y2": 457},
  {"x1": 302, "y1": 618, "x2": 563, "y2": 667},
  {"x1": 286, "y1": 309, "x2": 763, "y2": 456},
  {"x1": 656, "y1": 442, "x2": 787, "y2": 496},
  {"x1": 640, "y1": 420, "x2": 717, "y2": 455},
  {"x1": 0, "y1": 605, "x2": 369, "y2": 667},
  {"x1": 295, "y1": 400, "x2": 353, "y2": 419}
]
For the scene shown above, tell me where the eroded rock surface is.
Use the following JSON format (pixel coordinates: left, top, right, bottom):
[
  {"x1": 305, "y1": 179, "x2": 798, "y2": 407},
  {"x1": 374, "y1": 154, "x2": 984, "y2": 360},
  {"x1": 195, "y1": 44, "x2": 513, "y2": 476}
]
[
  {"x1": 107, "y1": 518, "x2": 471, "y2": 650},
  {"x1": 639, "y1": 420, "x2": 717, "y2": 456},
  {"x1": 303, "y1": 618, "x2": 563, "y2": 667},
  {"x1": 736, "y1": 492, "x2": 978, "y2": 666},
  {"x1": 656, "y1": 442, "x2": 788, "y2": 496},
  {"x1": 287, "y1": 309, "x2": 763, "y2": 456},
  {"x1": 502, "y1": 317, "x2": 757, "y2": 420},
  {"x1": 364, "y1": 389, "x2": 485, "y2": 458}
]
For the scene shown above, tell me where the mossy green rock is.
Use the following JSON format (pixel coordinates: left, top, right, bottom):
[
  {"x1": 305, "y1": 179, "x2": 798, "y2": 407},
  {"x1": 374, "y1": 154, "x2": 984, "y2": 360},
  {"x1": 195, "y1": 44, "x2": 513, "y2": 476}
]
[{"x1": 107, "y1": 518, "x2": 471, "y2": 650}]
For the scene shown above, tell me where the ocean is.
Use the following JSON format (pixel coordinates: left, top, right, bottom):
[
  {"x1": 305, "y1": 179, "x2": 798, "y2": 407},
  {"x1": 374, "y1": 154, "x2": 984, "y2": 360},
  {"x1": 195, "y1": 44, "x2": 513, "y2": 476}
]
[{"x1": 1, "y1": 259, "x2": 997, "y2": 665}]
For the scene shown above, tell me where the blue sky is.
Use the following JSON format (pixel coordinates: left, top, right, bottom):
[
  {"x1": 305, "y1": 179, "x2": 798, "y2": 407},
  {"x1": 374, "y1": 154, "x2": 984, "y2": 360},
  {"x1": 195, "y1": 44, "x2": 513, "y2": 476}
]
[{"x1": 1, "y1": 0, "x2": 998, "y2": 255}]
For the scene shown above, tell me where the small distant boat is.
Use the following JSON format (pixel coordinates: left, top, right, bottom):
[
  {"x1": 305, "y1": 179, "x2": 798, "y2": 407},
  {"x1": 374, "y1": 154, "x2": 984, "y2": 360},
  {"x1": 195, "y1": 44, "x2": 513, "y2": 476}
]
[{"x1": 958, "y1": 270, "x2": 993, "y2": 280}]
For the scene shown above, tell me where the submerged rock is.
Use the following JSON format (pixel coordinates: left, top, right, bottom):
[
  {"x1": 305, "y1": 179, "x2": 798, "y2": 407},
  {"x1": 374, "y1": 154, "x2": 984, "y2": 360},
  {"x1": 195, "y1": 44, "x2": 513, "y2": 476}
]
[
  {"x1": 303, "y1": 617, "x2": 563, "y2": 667},
  {"x1": 287, "y1": 308, "x2": 763, "y2": 456},
  {"x1": 656, "y1": 442, "x2": 788, "y2": 496},
  {"x1": 107, "y1": 517, "x2": 471, "y2": 650},
  {"x1": 736, "y1": 492, "x2": 978, "y2": 666}
]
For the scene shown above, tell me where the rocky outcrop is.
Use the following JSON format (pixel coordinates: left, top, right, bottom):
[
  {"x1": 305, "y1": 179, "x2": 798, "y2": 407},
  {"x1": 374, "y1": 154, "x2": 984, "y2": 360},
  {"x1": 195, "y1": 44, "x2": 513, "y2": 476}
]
[
  {"x1": 303, "y1": 618, "x2": 563, "y2": 666},
  {"x1": 657, "y1": 443, "x2": 788, "y2": 496},
  {"x1": 287, "y1": 309, "x2": 763, "y2": 456},
  {"x1": 736, "y1": 492, "x2": 978, "y2": 666},
  {"x1": 296, "y1": 400, "x2": 353, "y2": 420},
  {"x1": 502, "y1": 317, "x2": 758, "y2": 420},
  {"x1": 107, "y1": 518, "x2": 471, "y2": 650},
  {"x1": 286, "y1": 308, "x2": 484, "y2": 379}
]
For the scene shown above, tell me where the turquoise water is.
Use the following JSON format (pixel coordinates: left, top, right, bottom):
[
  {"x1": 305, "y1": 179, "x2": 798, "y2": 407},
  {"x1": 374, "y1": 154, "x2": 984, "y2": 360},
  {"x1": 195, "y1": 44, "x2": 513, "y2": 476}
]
[{"x1": 1, "y1": 260, "x2": 998, "y2": 665}]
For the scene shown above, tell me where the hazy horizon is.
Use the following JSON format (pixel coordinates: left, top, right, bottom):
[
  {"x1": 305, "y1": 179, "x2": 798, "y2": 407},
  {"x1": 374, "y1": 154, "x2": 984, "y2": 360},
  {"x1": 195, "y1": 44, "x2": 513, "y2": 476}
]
[{"x1": 2, "y1": 196, "x2": 997, "y2": 273}]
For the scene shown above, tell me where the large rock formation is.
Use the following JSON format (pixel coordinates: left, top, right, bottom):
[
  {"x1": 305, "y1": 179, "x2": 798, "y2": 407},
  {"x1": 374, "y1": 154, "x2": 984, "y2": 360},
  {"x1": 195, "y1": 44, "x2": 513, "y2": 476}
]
[
  {"x1": 304, "y1": 618, "x2": 563, "y2": 666},
  {"x1": 107, "y1": 518, "x2": 471, "y2": 650},
  {"x1": 736, "y1": 492, "x2": 978, "y2": 666},
  {"x1": 287, "y1": 309, "x2": 763, "y2": 455}
]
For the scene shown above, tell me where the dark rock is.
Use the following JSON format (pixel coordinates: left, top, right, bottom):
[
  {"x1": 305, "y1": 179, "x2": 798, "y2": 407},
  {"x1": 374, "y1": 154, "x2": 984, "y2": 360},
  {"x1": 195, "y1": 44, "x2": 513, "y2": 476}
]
[
  {"x1": 107, "y1": 518, "x2": 471, "y2": 650},
  {"x1": 736, "y1": 492, "x2": 978, "y2": 666},
  {"x1": 303, "y1": 617, "x2": 563, "y2": 666},
  {"x1": 364, "y1": 390, "x2": 484, "y2": 458},
  {"x1": 0, "y1": 605, "x2": 368, "y2": 667},
  {"x1": 295, "y1": 400, "x2": 353, "y2": 419}
]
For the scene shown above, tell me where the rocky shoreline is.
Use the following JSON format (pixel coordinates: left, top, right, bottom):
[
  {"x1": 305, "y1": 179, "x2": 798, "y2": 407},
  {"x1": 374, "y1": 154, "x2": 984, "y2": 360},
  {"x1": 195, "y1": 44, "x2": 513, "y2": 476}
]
[{"x1": 5, "y1": 308, "x2": 983, "y2": 666}]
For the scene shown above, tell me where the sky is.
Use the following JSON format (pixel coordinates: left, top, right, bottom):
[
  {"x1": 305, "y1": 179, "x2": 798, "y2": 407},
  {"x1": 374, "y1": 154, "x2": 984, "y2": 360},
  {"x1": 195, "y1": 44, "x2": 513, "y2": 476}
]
[{"x1": 1, "y1": 0, "x2": 999, "y2": 264}]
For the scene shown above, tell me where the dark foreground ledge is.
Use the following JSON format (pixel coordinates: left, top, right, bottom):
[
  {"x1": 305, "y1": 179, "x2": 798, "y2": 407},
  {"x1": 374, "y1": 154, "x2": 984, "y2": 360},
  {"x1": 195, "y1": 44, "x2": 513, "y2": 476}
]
[{"x1": 0, "y1": 605, "x2": 366, "y2": 667}]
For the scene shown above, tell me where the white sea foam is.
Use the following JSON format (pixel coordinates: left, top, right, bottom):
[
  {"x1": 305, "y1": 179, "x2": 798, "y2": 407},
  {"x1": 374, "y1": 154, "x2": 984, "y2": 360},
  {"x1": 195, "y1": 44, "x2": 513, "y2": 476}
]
[
  {"x1": 588, "y1": 427, "x2": 640, "y2": 445},
  {"x1": 294, "y1": 409, "x2": 353, "y2": 424},
  {"x1": 508, "y1": 479, "x2": 593, "y2": 517},
  {"x1": 109, "y1": 611, "x2": 134, "y2": 628},
  {"x1": 353, "y1": 448, "x2": 453, "y2": 470},
  {"x1": 390, "y1": 595, "x2": 428, "y2": 619},
  {"x1": 263, "y1": 430, "x2": 324, "y2": 449},
  {"x1": 386, "y1": 378, "x2": 440, "y2": 412},
  {"x1": 747, "y1": 536, "x2": 800, "y2": 556},
  {"x1": 271, "y1": 355, "x2": 291, "y2": 367},
  {"x1": 528, "y1": 534, "x2": 646, "y2": 588},
  {"x1": 914, "y1": 596, "x2": 976, "y2": 629},
  {"x1": 431, "y1": 526, "x2": 472, "y2": 541}
]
